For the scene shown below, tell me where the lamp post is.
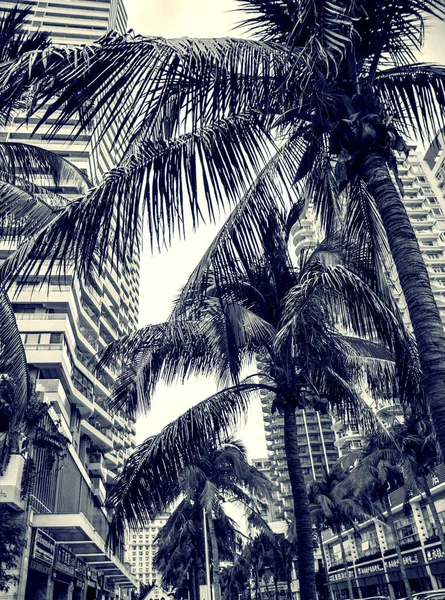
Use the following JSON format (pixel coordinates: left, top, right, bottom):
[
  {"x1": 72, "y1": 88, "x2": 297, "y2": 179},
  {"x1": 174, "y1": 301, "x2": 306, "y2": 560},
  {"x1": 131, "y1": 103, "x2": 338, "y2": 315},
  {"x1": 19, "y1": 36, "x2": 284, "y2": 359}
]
[{"x1": 203, "y1": 507, "x2": 212, "y2": 600}]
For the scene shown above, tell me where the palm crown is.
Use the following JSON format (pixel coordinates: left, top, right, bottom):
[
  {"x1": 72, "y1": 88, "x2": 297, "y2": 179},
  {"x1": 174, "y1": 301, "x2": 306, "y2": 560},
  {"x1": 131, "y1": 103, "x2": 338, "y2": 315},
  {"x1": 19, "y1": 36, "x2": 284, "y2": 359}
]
[{"x1": 2, "y1": 2, "x2": 445, "y2": 463}]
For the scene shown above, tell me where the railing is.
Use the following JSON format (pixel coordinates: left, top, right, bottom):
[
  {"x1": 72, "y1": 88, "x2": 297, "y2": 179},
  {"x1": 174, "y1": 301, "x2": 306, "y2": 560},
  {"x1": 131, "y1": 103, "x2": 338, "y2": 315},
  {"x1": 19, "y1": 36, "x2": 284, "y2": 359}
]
[
  {"x1": 25, "y1": 343, "x2": 63, "y2": 351},
  {"x1": 16, "y1": 313, "x2": 67, "y2": 320}
]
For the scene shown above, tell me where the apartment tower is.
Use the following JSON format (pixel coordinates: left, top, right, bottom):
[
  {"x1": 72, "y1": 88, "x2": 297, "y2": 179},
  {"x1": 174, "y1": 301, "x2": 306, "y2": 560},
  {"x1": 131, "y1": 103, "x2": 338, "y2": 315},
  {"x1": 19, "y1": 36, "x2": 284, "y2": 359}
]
[
  {"x1": 0, "y1": 2, "x2": 139, "y2": 600},
  {"x1": 125, "y1": 514, "x2": 171, "y2": 589}
]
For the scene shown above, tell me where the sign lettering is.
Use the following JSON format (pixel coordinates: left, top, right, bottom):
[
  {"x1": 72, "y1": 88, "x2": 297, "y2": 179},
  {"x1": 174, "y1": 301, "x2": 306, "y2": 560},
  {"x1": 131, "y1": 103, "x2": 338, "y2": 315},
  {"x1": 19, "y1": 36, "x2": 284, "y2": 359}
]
[
  {"x1": 356, "y1": 562, "x2": 384, "y2": 576},
  {"x1": 32, "y1": 529, "x2": 56, "y2": 566}
]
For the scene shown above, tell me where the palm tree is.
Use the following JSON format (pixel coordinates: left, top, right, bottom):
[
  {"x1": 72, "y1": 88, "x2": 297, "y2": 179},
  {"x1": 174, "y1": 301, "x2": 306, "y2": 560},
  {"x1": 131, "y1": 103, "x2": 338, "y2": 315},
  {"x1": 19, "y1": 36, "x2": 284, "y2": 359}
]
[
  {"x1": 308, "y1": 466, "x2": 368, "y2": 600},
  {"x1": 110, "y1": 438, "x2": 269, "y2": 600},
  {"x1": 154, "y1": 498, "x2": 239, "y2": 600},
  {"x1": 103, "y1": 217, "x2": 419, "y2": 600},
  {"x1": 3, "y1": 0, "x2": 445, "y2": 459},
  {"x1": 220, "y1": 555, "x2": 251, "y2": 600},
  {"x1": 351, "y1": 433, "x2": 414, "y2": 600}
]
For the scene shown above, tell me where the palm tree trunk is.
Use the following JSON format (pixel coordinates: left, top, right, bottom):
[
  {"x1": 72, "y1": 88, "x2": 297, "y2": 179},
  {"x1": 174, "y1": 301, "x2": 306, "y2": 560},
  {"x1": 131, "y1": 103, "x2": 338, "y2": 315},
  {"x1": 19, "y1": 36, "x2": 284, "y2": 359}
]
[
  {"x1": 318, "y1": 531, "x2": 335, "y2": 600},
  {"x1": 286, "y1": 578, "x2": 292, "y2": 600},
  {"x1": 255, "y1": 566, "x2": 263, "y2": 600},
  {"x1": 422, "y1": 477, "x2": 445, "y2": 551},
  {"x1": 362, "y1": 151, "x2": 445, "y2": 459},
  {"x1": 207, "y1": 514, "x2": 221, "y2": 600},
  {"x1": 337, "y1": 533, "x2": 355, "y2": 600},
  {"x1": 383, "y1": 495, "x2": 413, "y2": 600},
  {"x1": 191, "y1": 562, "x2": 199, "y2": 600},
  {"x1": 283, "y1": 402, "x2": 317, "y2": 600},
  {"x1": 274, "y1": 578, "x2": 279, "y2": 600}
]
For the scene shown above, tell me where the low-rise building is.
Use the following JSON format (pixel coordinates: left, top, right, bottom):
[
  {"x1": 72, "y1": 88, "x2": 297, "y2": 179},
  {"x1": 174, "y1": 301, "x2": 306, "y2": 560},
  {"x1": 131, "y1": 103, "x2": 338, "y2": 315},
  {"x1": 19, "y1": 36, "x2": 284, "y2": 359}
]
[{"x1": 322, "y1": 465, "x2": 445, "y2": 599}]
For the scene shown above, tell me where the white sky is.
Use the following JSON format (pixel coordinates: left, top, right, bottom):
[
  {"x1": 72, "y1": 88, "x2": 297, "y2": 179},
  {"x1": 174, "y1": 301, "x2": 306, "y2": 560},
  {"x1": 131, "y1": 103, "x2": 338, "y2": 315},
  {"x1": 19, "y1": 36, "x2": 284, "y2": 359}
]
[
  {"x1": 126, "y1": 0, "x2": 445, "y2": 456},
  {"x1": 125, "y1": 0, "x2": 267, "y2": 457}
]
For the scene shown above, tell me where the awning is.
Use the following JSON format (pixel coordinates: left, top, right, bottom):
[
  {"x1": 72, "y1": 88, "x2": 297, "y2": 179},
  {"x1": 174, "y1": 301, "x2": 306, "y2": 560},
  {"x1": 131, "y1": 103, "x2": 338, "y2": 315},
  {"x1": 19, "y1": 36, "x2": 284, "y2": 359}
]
[
  {"x1": 430, "y1": 560, "x2": 445, "y2": 575},
  {"x1": 358, "y1": 574, "x2": 386, "y2": 587},
  {"x1": 31, "y1": 513, "x2": 136, "y2": 587}
]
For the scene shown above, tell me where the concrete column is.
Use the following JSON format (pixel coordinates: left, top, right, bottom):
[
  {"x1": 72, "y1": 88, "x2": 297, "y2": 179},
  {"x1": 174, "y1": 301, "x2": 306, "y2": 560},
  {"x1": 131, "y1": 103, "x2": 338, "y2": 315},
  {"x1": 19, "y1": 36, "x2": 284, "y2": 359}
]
[
  {"x1": 15, "y1": 509, "x2": 33, "y2": 600},
  {"x1": 411, "y1": 499, "x2": 439, "y2": 590},
  {"x1": 375, "y1": 519, "x2": 395, "y2": 600},
  {"x1": 45, "y1": 577, "x2": 55, "y2": 600}
]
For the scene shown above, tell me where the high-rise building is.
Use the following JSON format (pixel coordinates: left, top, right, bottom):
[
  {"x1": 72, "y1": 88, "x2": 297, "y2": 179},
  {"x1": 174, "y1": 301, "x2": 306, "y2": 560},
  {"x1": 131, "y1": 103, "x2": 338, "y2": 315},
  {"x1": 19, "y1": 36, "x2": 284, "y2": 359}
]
[
  {"x1": 0, "y1": 0, "x2": 130, "y2": 184},
  {"x1": 257, "y1": 368, "x2": 339, "y2": 523},
  {"x1": 0, "y1": 2, "x2": 139, "y2": 599},
  {"x1": 126, "y1": 515, "x2": 171, "y2": 588},
  {"x1": 322, "y1": 465, "x2": 445, "y2": 598}
]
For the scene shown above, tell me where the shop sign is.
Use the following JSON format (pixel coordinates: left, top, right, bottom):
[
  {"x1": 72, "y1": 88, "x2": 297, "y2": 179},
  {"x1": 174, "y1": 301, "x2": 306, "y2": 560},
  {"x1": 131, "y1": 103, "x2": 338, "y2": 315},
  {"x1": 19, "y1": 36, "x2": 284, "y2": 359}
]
[
  {"x1": 425, "y1": 544, "x2": 444, "y2": 563},
  {"x1": 32, "y1": 529, "x2": 56, "y2": 565},
  {"x1": 356, "y1": 561, "x2": 385, "y2": 576},
  {"x1": 54, "y1": 545, "x2": 75, "y2": 577},
  {"x1": 103, "y1": 577, "x2": 115, "y2": 592},
  {"x1": 29, "y1": 557, "x2": 52, "y2": 575},
  {"x1": 385, "y1": 551, "x2": 422, "y2": 571},
  {"x1": 75, "y1": 558, "x2": 86, "y2": 580},
  {"x1": 87, "y1": 566, "x2": 98, "y2": 584},
  {"x1": 329, "y1": 568, "x2": 354, "y2": 582}
]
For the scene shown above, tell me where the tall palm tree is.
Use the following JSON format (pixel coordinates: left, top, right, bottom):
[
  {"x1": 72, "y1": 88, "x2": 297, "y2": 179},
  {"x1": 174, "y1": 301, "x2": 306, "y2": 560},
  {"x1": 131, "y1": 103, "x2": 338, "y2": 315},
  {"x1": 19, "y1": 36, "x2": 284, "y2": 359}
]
[
  {"x1": 103, "y1": 218, "x2": 419, "y2": 600},
  {"x1": 3, "y1": 0, "x2": 445, "y2": 458},
  {"x1": 109, "y1": 439, "x2": 269, "y2": 600},
  {"x1": 351, "y1": 433, "x2": 414, "y2": 600},
  {"x1": 154, "y1": 497, "x2": 238, "y2": 600},
  {"x1": 308, "y1": 466, "x2": 368, "y2": 600}
]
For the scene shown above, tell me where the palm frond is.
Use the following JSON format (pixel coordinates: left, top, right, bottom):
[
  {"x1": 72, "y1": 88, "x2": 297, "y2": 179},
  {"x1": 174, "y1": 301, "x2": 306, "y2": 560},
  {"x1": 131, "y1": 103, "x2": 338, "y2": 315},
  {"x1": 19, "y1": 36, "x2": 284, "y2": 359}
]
[
  {"x1": 0, "y1": 142, "x2": 90, "y2": 193},
  {"x1": 106, "y1": 380, "x2": 266, "y2": 543},
  {"x1": 105, "y1": 303, "x2": 273, "y2": 416},
  {"x1": 0, "y1": 181, "x2": 61, "y2": 242},
  {"x1": 0, "y1": 285, "x2": 29, "y2": 473},
  {"x1": 375, "y1": 63, "x2": 445, "y2": 142},
  {"x1": 24, "y1": 33, "x2": 297, "y2": 147},
  {"x1": 174, "y1": 138, "x2": 305, "y2": 310},
  {"x1": 0, "y1": 5, "x2": 49, "y2": 125},
  {"x1": 0, "y1": 114, "x2": 274, "y2": 284}
]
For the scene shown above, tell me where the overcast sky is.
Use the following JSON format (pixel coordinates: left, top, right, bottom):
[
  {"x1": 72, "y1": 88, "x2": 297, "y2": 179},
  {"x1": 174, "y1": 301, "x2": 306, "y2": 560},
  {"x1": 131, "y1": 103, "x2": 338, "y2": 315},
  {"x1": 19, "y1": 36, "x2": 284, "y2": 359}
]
[{"x1": 125, "y1": 0, "x2": 445, "y2": 456}]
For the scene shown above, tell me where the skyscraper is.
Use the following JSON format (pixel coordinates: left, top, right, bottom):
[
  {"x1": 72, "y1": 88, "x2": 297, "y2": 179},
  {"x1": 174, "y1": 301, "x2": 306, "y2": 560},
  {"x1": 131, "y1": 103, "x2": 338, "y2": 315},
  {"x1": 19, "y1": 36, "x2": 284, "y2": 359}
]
[
  {"x1": 257, "y1": 363, "x2": 339, "y2": 524},
  {"x1": 0, "y1": 2, "x2": 139, "y2": 599},
  {"x1": 125, "y1": 514, "x2": 171, "y2": 588}
]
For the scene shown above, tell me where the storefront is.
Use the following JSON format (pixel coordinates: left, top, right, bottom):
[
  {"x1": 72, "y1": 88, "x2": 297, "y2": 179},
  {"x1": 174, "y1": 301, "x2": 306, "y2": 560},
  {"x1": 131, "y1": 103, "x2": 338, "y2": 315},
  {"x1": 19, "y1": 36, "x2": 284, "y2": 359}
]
[
  {"x1": 424, "y1": 543, "x2": 445, "y2": 588},
  {"x1": 100, "y1": 575, "x2": 116, "y2": 599},
  {"x1": 355, "y1": 560, "x2": 389, "y2": 598},
  {"x1": 86, "y1": 565, "x2": 99, "y2": 600},
  {"x1": 52, "y1": 545, "x2": 76, "y2": 600},
  {"x1": 73, "y1": 558, "x2": 86, "y2": 600},
  {"x1": 385, "y1": 550, "x2": 432, "y2": 597},
  {"x1": 329, "y1": 567, "x2": 360, "y2": 599},
  {"x1": 24, "y1": 528, "x2": 56, "y2": 600}
]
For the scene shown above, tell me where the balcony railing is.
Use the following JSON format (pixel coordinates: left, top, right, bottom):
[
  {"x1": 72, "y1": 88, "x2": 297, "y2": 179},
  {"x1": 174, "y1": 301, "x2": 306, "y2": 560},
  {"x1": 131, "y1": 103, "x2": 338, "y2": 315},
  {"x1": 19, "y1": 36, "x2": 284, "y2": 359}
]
[{"x1": 16, "y1": 313, "x2": 67, "y2": 320}]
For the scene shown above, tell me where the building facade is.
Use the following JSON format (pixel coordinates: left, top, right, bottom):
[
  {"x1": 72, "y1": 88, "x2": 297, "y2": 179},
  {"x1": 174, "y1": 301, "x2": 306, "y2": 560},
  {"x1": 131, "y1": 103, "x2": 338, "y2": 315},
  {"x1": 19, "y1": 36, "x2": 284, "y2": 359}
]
[
  {"x1": 126, "y1": 515, "x2": 171, "y2": 589},
  {"x1": 0, "y1": 1, "x2": 139, "y2": 599},
  {"x1": 323, "y1": 466, "x2": 445, "y2": 599},
  {"x1": 258, "y1": 372, "x2": 339, "y2": 523}
]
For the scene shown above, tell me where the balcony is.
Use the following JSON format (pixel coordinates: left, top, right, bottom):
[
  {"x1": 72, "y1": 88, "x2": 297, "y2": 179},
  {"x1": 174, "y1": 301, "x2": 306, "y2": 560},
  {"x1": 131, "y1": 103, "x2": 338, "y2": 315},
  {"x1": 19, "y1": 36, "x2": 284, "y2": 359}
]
[
  {"x1": 334, "y1": 430, "x2": 362, "y2": 449},
  {"x1": 113, "y1": 432, "x2": 124, "y2": 449},
  {"x1": 0, "y1": 454, "x2": 26, "y2": 511},
  {"x1": 88, "y1": 453, "x2": 107, "y2": 481},
  {"x1": 36, "y1": 379, "x2": 71, "y2": 423},
  {"x1": 93, "y1": 399, "x2": 114, "y2": 426},
  {"x1": 80, "y1": 420, "x2": 113, "y2": 451},
  {"x1": 103, "y1": 451, "x2": 119, "y2": 469},
  {"x1": 91, "y1": 477, "x2": 106, "y2": 505}
]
